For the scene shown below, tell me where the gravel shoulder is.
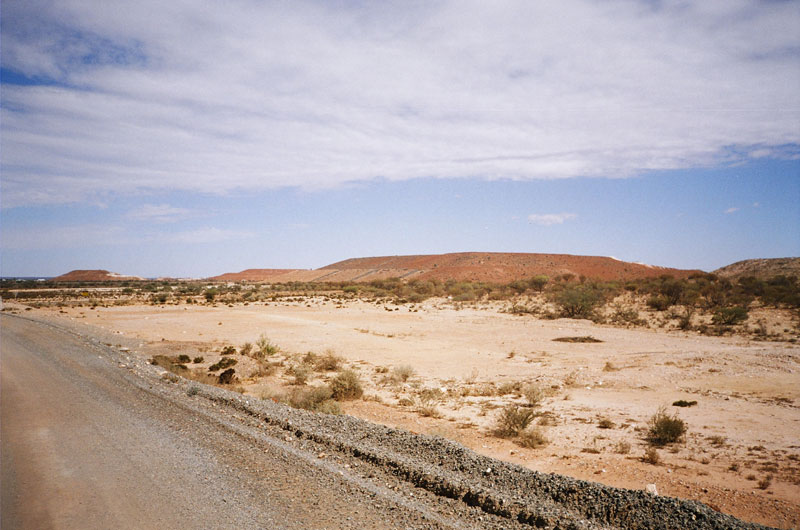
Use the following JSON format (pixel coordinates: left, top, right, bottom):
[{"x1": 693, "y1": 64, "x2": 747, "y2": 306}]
[{"x1": 1, "y1": 313, "x2": 774, "y2": 529}]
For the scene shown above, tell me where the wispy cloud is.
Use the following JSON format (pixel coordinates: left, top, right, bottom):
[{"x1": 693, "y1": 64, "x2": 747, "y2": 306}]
[
  {"x1": 725, "y1": 207, "x2": 740, "y2": 214},
  {"x1": 127, "y1": 203, "x2": 195, "y2": 223},
  {"x1": 2, "y1": 1, "x2": 799, "y2": 207},
  {"x1": 528, "y1": 213, "x2": 577, "y2": 226}
]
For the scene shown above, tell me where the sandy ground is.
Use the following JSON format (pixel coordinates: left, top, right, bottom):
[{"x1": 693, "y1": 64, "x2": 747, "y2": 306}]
[{"x1": 14, "y1": 298, "x2": 800, "y2": 529}]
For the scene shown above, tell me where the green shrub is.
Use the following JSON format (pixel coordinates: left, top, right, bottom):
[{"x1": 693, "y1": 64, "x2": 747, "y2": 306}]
[
  {"x1": 712, "y1": 306, "x2": 749, "y2": 325},
  {"x1": 193, "y1": 356, "x2": 204, "y2": 363},
  {"x1": 554, "y1": 286, "x2": 603, "y2": 319},
  {"x1": 330, "y1": 369, "x2": 363, "y2": 400},
  {"x1": 647, "y1": 407, "x2": 687, "y2": 445},
  {"x1": 646, "y1": 295, "x2": 672, "y2": 311},
  {"x1": 208, "y1": 357, "x2": 237, "y2": 372},
  {"x1": 177, "y1": 354, "x2": 191, "y2": 363}
]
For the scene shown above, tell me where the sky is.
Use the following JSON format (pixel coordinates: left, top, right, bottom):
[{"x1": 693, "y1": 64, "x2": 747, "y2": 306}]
[{"x1": 1, "y1": 0, "x2": 799, "y2": 278}]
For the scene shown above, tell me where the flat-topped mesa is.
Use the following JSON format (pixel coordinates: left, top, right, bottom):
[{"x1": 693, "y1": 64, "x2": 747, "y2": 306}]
[
  {"x1": 211, "y1": 252, "x2": 703, "y2": 283},
  {"x1": 50, "y1": 270, "x2": 145, "y2": 282},
  {"x1": 320, "y1": 252, "x2": 702, "y2": 283},
  {"x1": 208, "y1": 269, "x2": 305, "y2": 282}
]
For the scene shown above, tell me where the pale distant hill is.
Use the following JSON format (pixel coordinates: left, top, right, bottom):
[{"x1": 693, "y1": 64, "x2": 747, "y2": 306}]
[
  {"x1": 50, "y1": 270, "x2": 144, "y2": 282},
  {"x1": 713, "y1": 258, "x2": 800, "y2": 280},
  {"x1": 211, "y1": 252, "x2": 702, "y2": 283}
]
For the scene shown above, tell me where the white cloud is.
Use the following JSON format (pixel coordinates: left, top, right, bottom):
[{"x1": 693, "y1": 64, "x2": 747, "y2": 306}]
[
  {"x1": 528, "y1": 213, "x2": 577, "y2": 226},
  {"x1": 2, "y1": 1, "x2": 799, "y2": 207},
  {"x1": 725, "y1": 207, "x2": 740, "y2": 214},
  {"x1": 127, "y1": 203, "x2": 194, "y2": 223}
]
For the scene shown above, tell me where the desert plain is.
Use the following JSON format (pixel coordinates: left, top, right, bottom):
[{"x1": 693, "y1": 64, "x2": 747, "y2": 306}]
[{"x1": 4, "y1": 286, "x2": 799, "y2": 529}]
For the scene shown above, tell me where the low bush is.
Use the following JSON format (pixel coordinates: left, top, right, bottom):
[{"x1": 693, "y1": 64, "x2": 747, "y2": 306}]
[
  {"x1": 193, "y1": 356, "x2": 204, "y2": 364},
  {"x1": 516, "y1": 427, "x2": 548, "y2": 448},
  {"x1": 217, "y1": 368, "x2": 236, "y2": 384},
  {"x1": 314, "y1": 350, "x2": 343, "y2": 372},
  {"x1": 672, "y1": 400, "x2": 697, "y2": 407},
  {"x1": 208, "y1": 357, "x2": 237, "y2": 372},
  {"x1": 642, "y1": 447, "x2": 661, "y2": 464},
  {"x1": 220, "y1": 345, "x2": 237, "y2": 355},
  {"x1": 712, "y1": 306, "x2": 749, "y2": 326},
  {"x1": 647, "y1": 407, "x2": 687, "y2": 446},
  {"x1": 522, "y1": 383, "x2": 544, "y2": 407},
  {"x1": 392, "y1": 365, "x2": 415, "y2": 382},
  {"x1": 494, "y1": 405, "x2": 536, "y2": 438},
  {"x1": 330, "y1": 369, "x2": 363, "y2": 400},
  {"x1": 255, "y1": 334, "x2": 280, "y2": 358}
]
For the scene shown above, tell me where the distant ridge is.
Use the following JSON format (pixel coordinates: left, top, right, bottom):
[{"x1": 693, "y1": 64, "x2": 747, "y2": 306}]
[
  {"x1": 50, "y1": 270, "x2": 144, "y2": 282},
  {"x1": 211, "y1": 252, "x2": 703, "y2": 283},
  {"x1": 713, "y1": 257, "x2": 800, "y2": 280}
]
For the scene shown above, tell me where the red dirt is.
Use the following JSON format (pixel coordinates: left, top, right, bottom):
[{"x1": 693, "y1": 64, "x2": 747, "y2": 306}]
[
  {"x1": 322, "y1": 252, "x2": 703, "y2": 283},
  {"x1": 50, "y1": 270, "x2": 144, "y2": 282},
  {"x1": 210, "y1": 252, "x2": 702, "y2": 283},
  {"x1": 209, "y1": 269, "x2": 305, "y2": 281}
]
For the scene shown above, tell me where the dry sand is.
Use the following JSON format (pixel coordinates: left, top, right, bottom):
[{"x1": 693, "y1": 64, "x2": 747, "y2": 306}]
[{"x1": 19, "y1": 298, "x2": 800, "y2": 528}]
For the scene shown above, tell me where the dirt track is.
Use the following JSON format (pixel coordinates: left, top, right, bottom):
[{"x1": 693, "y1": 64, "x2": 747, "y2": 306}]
[
  {"x1": 0, "y1": 315, "x2": 470, "y2": 529},
  {"x1": 0, "y1": 313, "x2": 773, "y2": 529}
]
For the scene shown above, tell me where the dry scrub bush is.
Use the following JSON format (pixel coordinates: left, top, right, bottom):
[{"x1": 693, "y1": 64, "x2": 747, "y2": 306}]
[
  {"x1": 642, "y1": 447, "x2": 661, "y2": 465},
  {"x1": 314, "y1": 350, "x2": 343, "y2": 372},
  {"x1": 597, "y1": 417, "x2": 615, "y2": 429},
  {"x1": 288, "y1": 364, "x2": 311, "y2": 385},
  {"x1": 255, "y1": 334, "x2": 279, "y2": 358},
  {"x1": 272, "y1": 386, "x2": 342, "y2": 415},
  {"x1": 522, "y1": 383, "x2": 544, "y2": 407},
  {"x1": 494, "y1": 405, "x2": 536, "y2": 438},
  {"x1": 614, "y1": 441, "x2": 632, "y2": 454},
  {"x1": 516, "y1": 427, "x2": 548, "y2": 449},
  {"x1": 416, "y1": 397, "x2": 441, "y2": 418},
  {"x1": 392, "y1": 365, "x2": 415, "y2": 382},
  {"x1": 647, "y1": 407, "x2": 687, "y2": 446},
  {"x1": 330, "y1": 369, "x2": 363, "y2": 400}
]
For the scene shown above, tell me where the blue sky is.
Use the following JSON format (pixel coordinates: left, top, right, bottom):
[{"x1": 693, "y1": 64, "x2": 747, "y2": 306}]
[{"x1": 1, "y1": 1, "x2": 799, "y2": 278}]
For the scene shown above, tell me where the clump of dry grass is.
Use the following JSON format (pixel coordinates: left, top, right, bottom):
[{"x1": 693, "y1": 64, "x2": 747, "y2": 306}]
[
  {"x1": 642, "y1": 447, "x2": 660, "y2": 465},
  {"x1": 314, "y1": 350, "x2": 343, "y2": 372},
  {"x1": 516, "y1": 427, "x2": 548, "y2": 448},
  {"x1": 392, "y1": 365, "x2": 415, "y2": 382}
]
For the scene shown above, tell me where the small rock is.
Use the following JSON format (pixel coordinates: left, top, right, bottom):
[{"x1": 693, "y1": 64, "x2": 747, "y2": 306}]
[
  {"x1": 646, "y1": 483, "x2": 659, "y2": 495},
  {"x1": 318, "y1": 452, "x2": 326, "y2": 459}
]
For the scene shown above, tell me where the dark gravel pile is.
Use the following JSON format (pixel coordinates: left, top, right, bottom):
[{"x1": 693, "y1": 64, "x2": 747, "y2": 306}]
[{"x1": 195, "y1": 384, "x2": 771, "y2": 530}]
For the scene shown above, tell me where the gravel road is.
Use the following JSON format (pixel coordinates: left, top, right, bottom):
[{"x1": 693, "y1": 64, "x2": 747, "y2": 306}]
[{"x1": 0, "y1": 314, "x2": 773, "y2": 529}]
